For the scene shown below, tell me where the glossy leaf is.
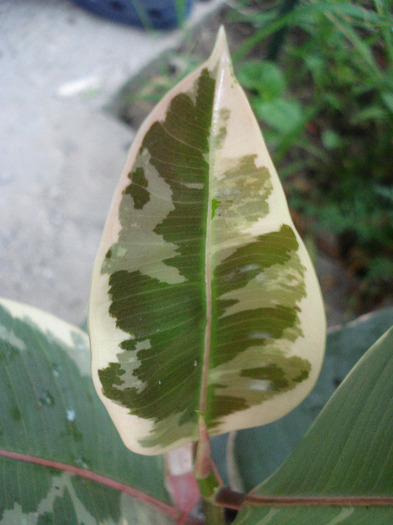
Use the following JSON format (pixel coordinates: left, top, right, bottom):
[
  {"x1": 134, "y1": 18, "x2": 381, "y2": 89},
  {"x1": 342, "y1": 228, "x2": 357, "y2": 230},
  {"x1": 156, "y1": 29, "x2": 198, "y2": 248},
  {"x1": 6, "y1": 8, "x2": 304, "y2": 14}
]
[
  {"x1": 89, "y1": 27, "x2": 326, "y2": 455},
  {"x1": 234, "y1": 324, "x2": 393, "y2": 524},
  {"x1": 231, "y1": 307, "x2": 393, "y2": 492},
  {"x1": 0, "y1": 299, "x2": 186, "y2": 524}
]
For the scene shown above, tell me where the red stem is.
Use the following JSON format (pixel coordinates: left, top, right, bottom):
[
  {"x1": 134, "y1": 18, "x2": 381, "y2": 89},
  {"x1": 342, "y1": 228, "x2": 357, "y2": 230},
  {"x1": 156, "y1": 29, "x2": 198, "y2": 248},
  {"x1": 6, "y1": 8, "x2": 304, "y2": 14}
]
[
  {"x1": 7, "y1": 450, "x2": 390, "y2": 519},
  {"x1": 0, "y1": 449, "x2": 203, "y2": 525},
  {"x1": 215, "y1": 487, "x2": 393, "y2": 510}
]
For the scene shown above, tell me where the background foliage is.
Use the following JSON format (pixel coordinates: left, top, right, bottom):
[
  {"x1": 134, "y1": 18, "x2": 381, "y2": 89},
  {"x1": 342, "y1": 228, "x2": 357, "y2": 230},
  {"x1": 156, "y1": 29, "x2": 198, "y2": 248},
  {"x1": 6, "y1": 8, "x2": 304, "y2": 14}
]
[
  {"x1": 231, "y1": 0, "x2": 393, "y2": 312},
  {"x1": 121, "y1": 0, "x2": 393, "y2": 315}
]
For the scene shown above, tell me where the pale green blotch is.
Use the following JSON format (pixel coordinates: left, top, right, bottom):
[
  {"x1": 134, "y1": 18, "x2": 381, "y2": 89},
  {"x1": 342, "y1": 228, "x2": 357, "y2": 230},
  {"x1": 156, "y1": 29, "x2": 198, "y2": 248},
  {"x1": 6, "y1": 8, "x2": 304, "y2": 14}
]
[
  {"x1": 211, "y1": 154, "x2": 273, "y2": 265},
  {"x1": 213, "y1": 107, "x2": 230, "y2": 150},
  {"x1": 102, "y1": 149, "x2": 186, "y2": 285},
  {"x1": 115, "y1": 339, "x2": 151, "y2": 395},
  {"x1": 1, "y1": 472, "x2": 113, "y2": 524},
  {"x1": 219, "y1": 247, "x2": 306, "y2": 320},
  {"x1": 214, "y1": 155, "x2": 272, "y2": 223},
  {"x1": 139, "y1": 408, "x2": 198, "y2": 449},
  {"x1": 0, "y1": 325, "x2": 26, "y2": 353}
]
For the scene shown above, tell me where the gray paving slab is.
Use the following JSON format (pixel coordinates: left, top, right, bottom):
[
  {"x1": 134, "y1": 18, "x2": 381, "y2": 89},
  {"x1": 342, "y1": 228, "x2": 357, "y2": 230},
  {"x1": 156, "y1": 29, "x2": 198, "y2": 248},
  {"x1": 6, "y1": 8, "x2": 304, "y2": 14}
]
[{"x1": 1, "y1": 0, "x2": 222, "y2": 324}]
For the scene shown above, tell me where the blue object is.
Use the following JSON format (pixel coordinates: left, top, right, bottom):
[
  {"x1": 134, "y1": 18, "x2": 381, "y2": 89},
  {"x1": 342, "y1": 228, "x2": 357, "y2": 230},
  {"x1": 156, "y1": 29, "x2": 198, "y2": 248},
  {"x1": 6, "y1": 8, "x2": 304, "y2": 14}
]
[{"x1": 72, "y1": 0, "x2": 193, "y2": 29}]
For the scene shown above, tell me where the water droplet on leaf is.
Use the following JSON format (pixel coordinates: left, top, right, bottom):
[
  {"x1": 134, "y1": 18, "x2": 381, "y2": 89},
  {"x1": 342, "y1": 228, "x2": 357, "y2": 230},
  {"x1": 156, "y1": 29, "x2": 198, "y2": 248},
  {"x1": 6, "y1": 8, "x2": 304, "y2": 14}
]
[
  {"x1": 38, "y1": 390, "x2": 55, "y2": 408},
  {"x1": 76, "y1": 456, "x2": 89, "y2": 469},
  {"x1": 66, "y1": 408, "x2": 76, "y2": 422}
]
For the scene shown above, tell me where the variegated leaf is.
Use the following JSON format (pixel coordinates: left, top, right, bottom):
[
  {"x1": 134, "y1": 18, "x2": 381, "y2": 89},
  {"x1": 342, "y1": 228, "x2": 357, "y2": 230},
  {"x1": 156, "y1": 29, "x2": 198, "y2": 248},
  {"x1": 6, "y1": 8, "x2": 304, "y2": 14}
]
[
  {"x1": 89, "y1": 27, "x2": 326, "y2": 455},
  {"x1": 0, "y1": 298, "x2": 178, "y2": 524}
]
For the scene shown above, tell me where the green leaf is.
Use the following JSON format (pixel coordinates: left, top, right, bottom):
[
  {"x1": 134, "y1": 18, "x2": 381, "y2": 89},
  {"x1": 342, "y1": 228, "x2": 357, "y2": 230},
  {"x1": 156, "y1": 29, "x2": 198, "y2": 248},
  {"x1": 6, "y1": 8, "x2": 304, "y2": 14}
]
[
  {"x1": 321, "y1": 129, "x2": 342, "y2": 150},
  {"x1": 381, "y1": 91, "x2": 393, "y2": 114},
  {"x1": 253, "y1": 98, "x2": 304, "y2": 135},
  {"x1": 89, "y1": 28, "x2": 326, "y2": 455},
  {"x1": 0, "y1": 298, "x2": 183, "y2": 524},
  {"x1": 230, "y1": 308, "x2": 393, "y2": 492},
  {"x1": 234, "y1": 322, "x2": 393, "y2": 524},
  {"x1": 237, "y1": 61, "x2": 286, "y2": 100}
]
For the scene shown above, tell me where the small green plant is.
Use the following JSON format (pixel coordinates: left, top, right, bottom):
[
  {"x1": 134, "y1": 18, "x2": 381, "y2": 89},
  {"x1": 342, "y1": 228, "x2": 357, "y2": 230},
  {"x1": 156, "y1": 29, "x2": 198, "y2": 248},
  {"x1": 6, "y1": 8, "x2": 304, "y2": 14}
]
[
  {"x1": 230, "y1": 0, "x2": 393, "y2": 307},
  {"x1": 236, "y1": 59, "x2": 310, "y2": 157},
  {"x1": 1, "y1": 27, "x2": 393, "y2": 525}
]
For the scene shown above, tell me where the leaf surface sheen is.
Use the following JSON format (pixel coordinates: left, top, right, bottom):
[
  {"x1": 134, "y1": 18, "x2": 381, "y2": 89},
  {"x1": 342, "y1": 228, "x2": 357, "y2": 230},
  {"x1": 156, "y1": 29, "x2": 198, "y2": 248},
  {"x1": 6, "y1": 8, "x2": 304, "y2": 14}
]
[
  {"x1": 233, "y1": 325, "x2": 393, "y2": 524},
  {"x1": 89, "y1": 28, "x2": 326, "y2": 455},
  {"x1": 0, "y1": 299, "x2": 175, "y2": 524}
]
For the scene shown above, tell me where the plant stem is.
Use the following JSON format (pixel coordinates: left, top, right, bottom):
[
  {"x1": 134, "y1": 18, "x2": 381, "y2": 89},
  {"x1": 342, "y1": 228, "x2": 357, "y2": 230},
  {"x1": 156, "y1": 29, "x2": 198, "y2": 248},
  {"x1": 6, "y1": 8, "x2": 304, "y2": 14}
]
[
  {"x1": 267, "y1": 0, "x2": 300, "y2": 61},
  {"x1": 193, "y1": 417, "x2": 226, "y2": 521},
  {"x1": 194, "y1": 416, "x2": 223, "y2": 500},
  {"x1": 214, "y1": 487, "x2": 393, "y2": 509}
]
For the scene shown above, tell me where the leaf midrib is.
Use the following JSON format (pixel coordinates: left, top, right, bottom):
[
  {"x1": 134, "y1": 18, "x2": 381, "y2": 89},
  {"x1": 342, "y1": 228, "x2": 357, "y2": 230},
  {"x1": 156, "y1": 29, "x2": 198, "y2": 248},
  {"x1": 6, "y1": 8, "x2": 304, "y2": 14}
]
[{"x1": 198, "y1": 53, "x2": 226, "y2": 422}]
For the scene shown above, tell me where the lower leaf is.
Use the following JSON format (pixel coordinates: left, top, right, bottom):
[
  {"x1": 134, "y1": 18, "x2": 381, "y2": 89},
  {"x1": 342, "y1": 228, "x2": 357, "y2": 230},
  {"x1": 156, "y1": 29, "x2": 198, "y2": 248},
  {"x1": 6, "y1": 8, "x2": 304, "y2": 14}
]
[
  {"x1": 233, "y1": 323, "x2": 393, "y2": 523},
  {"x1": 0, "y1": 299, "x2": 182, "y2": 524}
]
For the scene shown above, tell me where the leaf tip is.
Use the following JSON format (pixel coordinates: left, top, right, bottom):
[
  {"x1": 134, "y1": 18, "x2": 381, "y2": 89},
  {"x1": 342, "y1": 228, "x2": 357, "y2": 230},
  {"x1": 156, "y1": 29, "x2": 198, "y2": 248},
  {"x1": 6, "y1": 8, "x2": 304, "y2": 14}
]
[{"x1": 208, "y1": 25, "x2": 231, "y2": 69}]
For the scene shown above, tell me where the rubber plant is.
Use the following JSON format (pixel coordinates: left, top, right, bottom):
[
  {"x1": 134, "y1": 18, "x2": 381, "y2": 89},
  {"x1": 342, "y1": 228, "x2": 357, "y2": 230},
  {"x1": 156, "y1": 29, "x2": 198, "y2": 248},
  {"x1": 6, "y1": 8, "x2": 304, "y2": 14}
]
[
  {"x1": 89, "y1": 26, "x2": 325, "y2": 520},
  {"x1": 1, "y1": 27, "x2": 393, "y2": 525}
]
